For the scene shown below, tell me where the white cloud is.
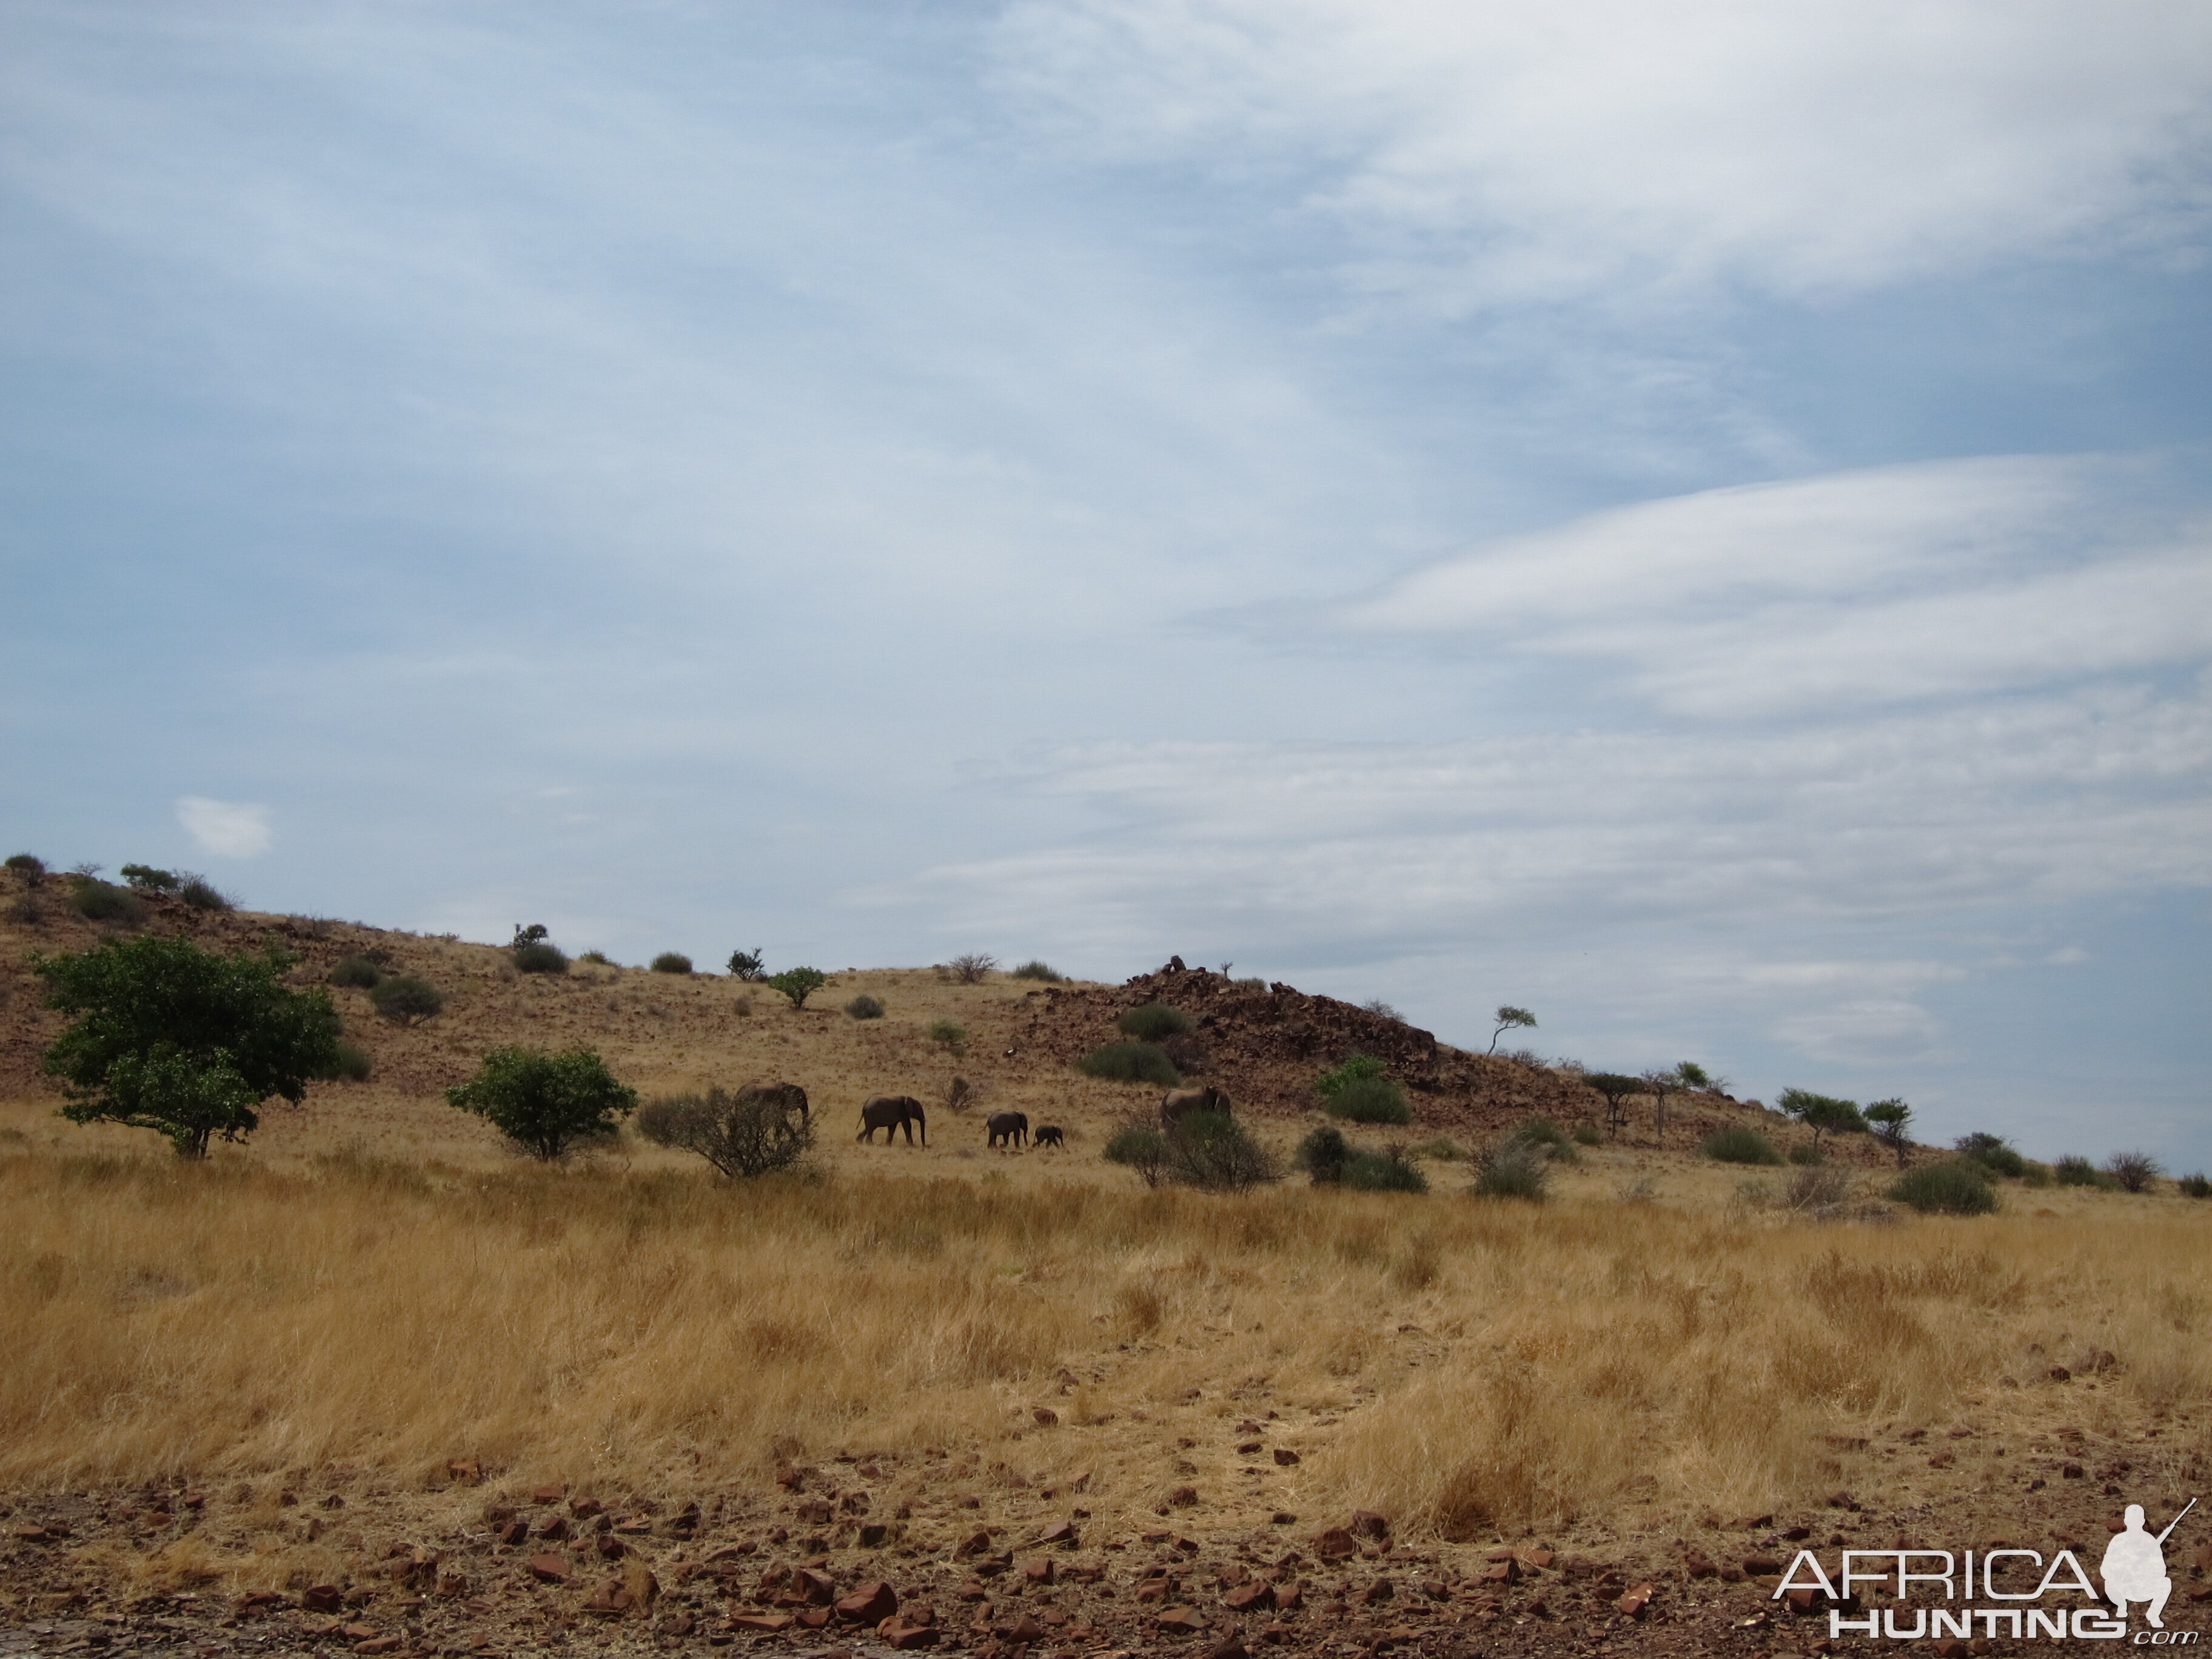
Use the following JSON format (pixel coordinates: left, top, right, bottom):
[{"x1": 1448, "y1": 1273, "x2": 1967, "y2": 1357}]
[
  {"x1": 1333, "y1": 455, "x2": 2212, "y2": 717},
  {"x1": 176, "y1": 796, "x2": 272, "y2": 859},
  {"x1": 1769, "y1": 1000, "x2": 1946, "y2": 1065},
  {"x1": 996, "y1": 0, "x2": 2212, "y2": 307}
]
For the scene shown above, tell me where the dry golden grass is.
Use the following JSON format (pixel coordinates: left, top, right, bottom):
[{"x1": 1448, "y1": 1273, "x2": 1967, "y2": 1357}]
[{"x1": 5, "y1": 1131, "x2": 2208, "y2": 1568}]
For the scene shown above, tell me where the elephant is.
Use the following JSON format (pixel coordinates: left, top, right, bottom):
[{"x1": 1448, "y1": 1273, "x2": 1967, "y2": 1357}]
[
  {"x1": 1161, "y1": 1085, "x2": 1232, "y2": 1128},
  {"x1": 1033, "y1": 1124, "x2": 1065, "y2": 1150},
  {"x1": 986, "y1": 1111, "x2": 1029, "y2": 1148},
  {"x1": 857, "y1": 1095, "x2": 927, "y2": 1145},
  {"x1": 736, "y1": 1081, "x2": 808, "y2": 1125}
]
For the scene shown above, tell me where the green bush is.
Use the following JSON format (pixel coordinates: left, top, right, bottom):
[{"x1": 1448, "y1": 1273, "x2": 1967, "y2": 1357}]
[
  {"x1": 1570, "y1": 1121, "x2": 1603, "y2": 1147},
  {"x1": 928, "y1": 1019, "x2": 968, "y2": 1056},
  {"x1": 1010, "y1": 960, "x2": 1065, "y2": 982},
  {"x1": 844, "y1": 994, "x2": 885, "y2": 1019},
  {"x1": 767, "y1": 967, "x2": 827, "y2": 1009},
  {"x1": 578, "y1": 950, "x2": 612, "y2": 966},
  {"x1": 1889, "y1": 1160, "x2": 1999, "y2": 1216},
  {"x1": 119, "y1": 863, "x2": 178, "y2": 892},
  {"x1": 1703, "y1": 1124, "x2": 1783, "y2": 1165},
  {"x1": 513, "y1": 941, "x2": 568, "y2": 975},
  {"x1": 2020, "y1": 1160, "x2": 2053, "y2": 1187},
  {"x1": 369, "y1": 975, "x2": 444, "y2": 1026},
  {"x1": 2055, "y1": 1155, "x2": 2111, "y2": 1188},
  {"x1": 327, "y1": 956, "x2": 384, "y2": 990},
  {"x1": 1103, "y1": 1123, "x2": 1171, "y2": 1185},
  {"x1": 1295, "y1": 1124, "x2": 1351, "y2": 1184},
  {"x1": 5, "y1": 853, "x2": 46, "y2": 884},
  {"x1": 1955, "y1": 1132, "x2": 2025, "y2": 1178},
  {"x1": 1316, "y1": 1053, "x2": 1389, "y2": 1098},
  {"x1": 1342, "y1": 1145, "x2": 1428, "y2": 1193},
  {"x1": 177, "y1": 874, "x2": 232, "y2": 912},
  {"x1": 1322, "y1": 1076, "x2": 1411, "y2": 1125},
  {"x1": 318, "y1": 1040, "x2": 373, "y2": 1082},
  {"x1": 1076, "y1": 1041, "x2": 1179, "y2": 1085},
  {"x1": 2179, "y1": 1173, "x2": 2212, "y2": 1200},
  {"x1": 636, "y1": 1084, "x2": 812, "y2": 1178},
  {"x1": 726, "y1": 947, "x2": 766, "y2": 981},
  {"x1": 2105, "y1": 1151, "x2": 2163, "y2": 1194},
  {"x1": 447, "y1": 1045, "x2": 636, "y2": 1161},
  {"x1": 1117, "y1": 1003, "x2": 1194, "y2": 1041},
  {"x1": 1472, "y1": 1140, "x2": 1549, "y2": 1201},
  {"x1": 70, "y1": 879, "x2": 146, "y2": 926},
  {"x1": 34, "y1": 933, "x2": 341, "y2": 1158},
  {"x1": 1788, "y1": 1143, "x2": 1824, "y2": 1166},
  {"x1": 650, "y1": 951, "x2": 694, "y2": 975},
  {"x1": 1510, "y1": 1116, "x2": 1577, "y2": 1162},
  {"x1": 1160, "y1": 1111, "x2": 1281, "y2": 1191}
]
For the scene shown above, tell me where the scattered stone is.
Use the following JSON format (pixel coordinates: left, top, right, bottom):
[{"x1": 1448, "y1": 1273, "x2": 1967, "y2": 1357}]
[
  {"x1": 531, "y1": 1485, "x2": 565, "y2": 1504},
  {"x1": 796, "y1": 1568, "x2": 838, "y2": 1605},
  {"x1": 1270, "y1": 1510, "x2": 1297, "y2": 1524},
  {"x1": 1350, "y1": 1510, "x2": 1390, "y2": 1539},
  {"x1": 1314, "y1": 1528, "x2": 1358, "y2": 1561},
  {"x1": 834, "y1": 1581, "x2": 898, "y2": 1624},
  {"x1": 303, "y1": 1586, "x2": 345, "y2": 1614},
  {"x1": 569, "y1": 1496, "x2": 603, "y2": 1519},
  {"x1": 956, "y1": 1529, "x2": 993, "y2": 1558},
  {"x1": 1273, "y1": 1449, "x2": 1300, "y2": 1466},
  {"x1": 446, "y1": 1461, "x2": 482, "y2": 1485},
  {"x1": 1032, "y1": 1407, "x2": 1059, "y2": 1427},
  {"x1": 1617, "y1": 1583, "x2": 1655, "y2": 1618},
  {"x1": 1359, "y1": 1578, "x2": 1395, "y2": 1605},
  {"x1": 535, "y1": 1514, "x2": 571, "y2": 1541},
  {"x1": 1744, "y1": 1556, "x2": 1785, "y2": 1576},
  {"x1": 527, "y1": 1553, "x2": 572, "y2": 1584},
  {"x1": 2049, "y1": 1366, "x2": 2072, "y2": 1382},
  {"x1": 1158, "y1": 1605, "x2": 1209, "y2": 1635},
  {"x1": 730, "y1": 1613, "x2": 791, "y2": 1633},
  {"x1": 859, "y1": 1522, "x2": 889, "y2": 1547},
  {"x1": 1238, "y1": 1441, "x2": 1263, "y2": 1455},
  {"x1": 1224, "y1": 1583, "x2": 1275, "y2": 1614},
  {"x1": 1023, "y1": 1558, "x2": 1054, "y2": 1584},
  {"x1": 1170, "y1": 1486, "x2": 1199, "y2": 1507}
]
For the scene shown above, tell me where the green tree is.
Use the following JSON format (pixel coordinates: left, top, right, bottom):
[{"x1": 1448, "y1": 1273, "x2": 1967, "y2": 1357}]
[
  {"x1": 726, "y1": 947, "x2": 766, "y2": 981},
  {"x1": 1582, "y1": 1073, "x2": 1643, "y2": 1133},
  {"x1": 35, "y1": 933, "x2": 341, "y2": 1158},
  {"x1": 446, "y1": 1045, "x2": 636, "y2": 1160},
  {"x1": 1864, "y1": 1098, "x2": 1913, "y2": 1167},
  {"x1": 1777, "y1": 1087, "x2": 1866, "y2": 1151},
  {"x1": 1487, "y1": 1005, "x2": 1538, "y2": 1054},
  {"x1": 767, "y1": 967, "x2": 828, "y2": 1009}
]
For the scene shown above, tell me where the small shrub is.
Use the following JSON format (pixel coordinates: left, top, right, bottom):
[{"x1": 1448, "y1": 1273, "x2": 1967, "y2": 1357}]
[
  {"x1": 650, "y1": 951, "x2": 694, "y2": 975},
  {"x1": 1234, "y1": 975, "x2": 1267, "y2": 990},
  {"x1": 636, "y1": 1084, "x2": 813, "y2": 1178},
  {"x1": 327, "y1": 956, "x2": 384, "y2": 990},
  {"x1": 70, "y1": 878, "x2": 146, "y2": 925},
  {"x1": 1472, "y1": 1140, "x2": 1549, "y2": 1201},
  {"x1": 942, "y1": 1075, "x2": 977, "y2": 1114},
  {"x1": 1510, "y1": 1116, "x2": 1577, "y2": 1162},
  {"x1": 1162, "y1": 1111, "x2": 1281, "y2": 1191},
  {"x1": 1703, "y1": 1124, "x2": 1783, "y2": 1165},
  {"x1": 928, "y1": 1019, "x2": 969, "y2": 1056},
  {"x1": 1296, "y1": 1124, "x2": 1351, "y2": 1184},
  {"x1": 1342, "y1": 1145, "x2": 1428, "y2": 1193},
  {"x1": 2178, "y1": 1173, "x2": 2211, "y2": 1199},
  {"x1": 369, "y1": 974, "x2": 444, "y2": 1026},
  {"x1": 2020, "y1": 1160, "x2": 2053, "y2": 1187},
  {"x1": 320, "y1": 1040, "x2": 373, "y2": 1082},
  {"x1": 119, "y1": 863, "x2": 178, "y2": 892},
  {"x1": 1010, "y1": 959, "x2": 1065, "y2": 982},
  {"x1": 731, "y1": 993, "x2": 754, "y2": 1017},
  {"x1": 726, "y1": 947, "x2": 766, "y2": 981},
  {"x1": 947, "y1": 952, "x2": 997, "y2": 984},
  {"x1": 512, "y1": 938, "x2": 569, "y2": 975},
  {"x1": 1889, "y1": 1160, "x2": 1998, "y2": 1216},
  {"x1": 1410, "y1": 1136, "x2": 1463, "y2": 1161},
  {"x1": 6, "y1": 894, "x2": 44, "y2": 927},
  {"x1": 1322, "y1": 1076, "x2": 1410, "y2": 1125},
  {"x1": 1103, "y1": 1122, "x2": 1171, "y2": 1186},
  {"x1": 446, "y1": 1045, "x2": 636, "y2": 1161},
  {"x1": 578, "y1": 950, "x2": 612, "y2": 966},
  {"x1": 2055, "y1": 1155, "x2": 2111, "y2": 1188},
  {"x1": 767, "y1": 967, "x2": 827, "y2": 1009},
  {"x1": 2105, "y1": 1151, "x2": 2163, "y2": 1194},
  {"x1": 844, "y1": 994, "x2": 885, "y2": 1019},
  {"x1": 5, "y1": 853, "x2": 46, "y2": 885},
  {"x1": 1955, "y1": 1131, "x2": 2025, "y2": 1179},
  {"x1": 1788, "y1": 1143, "x2": 1825, "y2": 1166},
  {"x1": 1117, "y1": 1002, "x2": 1194, "y2": 1041},
  {"x1": 1786, "y1": 1164, "x2": 1851, "y2": 1212},
  {"x1": 177, "y1": 874, "x2": 232, "y2": 911},
  {"x1": 1570, "y1": 1121, "x2": 1602, "y2": 1147},
  {"x1": 1362, "y1": 998, "x2": 1406, "y2": 1022},
  {"x1": 1076, "y1": 1041, "x2": 1178, "y2": 1085}
]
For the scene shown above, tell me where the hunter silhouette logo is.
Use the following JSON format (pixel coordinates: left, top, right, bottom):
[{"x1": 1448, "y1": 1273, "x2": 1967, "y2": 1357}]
[
  {"x1": 1774, "y1": 1496, "x2": 2200, "y2": 1642},
  {"x1": 2105, "y1": 1500, "x2": 2194, "y2": 1629}
]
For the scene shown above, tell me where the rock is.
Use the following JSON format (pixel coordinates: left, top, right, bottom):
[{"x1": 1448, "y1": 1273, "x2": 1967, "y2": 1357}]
[
  {"x1": 2062, "y1": 1463, "x2": 2085, "y2": 1479},
  {"x1": 1157, "y1": 1606, "x2": 1209, "y2": 1635},
  {"x1": 1036, "y1": 1518, "x2": 1079, "y2": 1547},
  {"x1": 1314, "y1": 1528, "x2": 1358, "y2": 1561},
  {"x1": 1744, "y1": 1556, "x2": 1785, "y2": 1575},
  {"x1": 1783, "y1": 1526, "x2": 1812, "y2": 1542},
  {"x1": 1934, "y1": 1642, "x2": 1970, "y2": 1659},
  {"x1": 1270, "y1": 1510, "x2": 1298, "y2": 1524},
  {"x1": 355, "y1": 1638, "x2": 403, "y2": 1655},
  {"x1": 621, "y1": 1562, "x2": 659, "y2": 1609},
  {"x1": 1927, "y1": 1452, "x2": 1954, "y2": 1467},
  {"x1": 303, "y1": 1586, "x2": 344, "y2": 1614},
  {"x1": 527, "y1": 1553, "x2": 572, "y2": 1584},
  {"x1": 956, "y1": 1529, "x2": 993, "y2": 1558},
  {"x1": 1350, "y1": 1510, "x2": 1390, "y2": 1539},
  {"x1": 881, "y1": 1621, "x2": 940, "y2": 1650},
  {"x1": 2048, "y1": 1366, "x2": 2072, "y2": 1382},
  {"x1": 859, "y1": 1523, "x2": 889, "y2": 1547},
  {"x1": 1274, "y1": 1582, "x2": 1304, "y2": 1611},
  {"x1": 569, "y1": 1496, "x2": 603, "y2": 1519},
  {"x1": 1238, "y1": 1441, "x2": 1263, "y2": 1455},
  {"x1": 1520, "y1": 1548, "x2": 1556, "y2": 1567},
  {"x1": 535, "y1": 1515, "x2": 570, "y2": 1541},
  {"x1": 1684, "y1": 1552, "x2": 1718, "y2": 1579},
  {"x1": 1023, "y1": 1558, "x2": 1054, "y2": 1584},
  {"x1": 1617, "y1": 1583, "x2": 1655, "y2": 1618},
  {"x1": 796, "y1": 1498, "x2": 833, "y2": 1524},
  {"x1": 595, "y1": 1534, "x2": 625, "y2": 1560},
  {"x1": 496, "y1": 1520, "x2": 528, "y2": 1546},
  {"x1": 1478, "y1": 1560, "x2": 1519, "y2": 1584},
  {"x1": 531, "y1": 1484, "x2": 565, "y2": 1504},
  {"x1": 1785, "y1": 1586, "x2": 1824, "y2": 1614},
  {"x1": 796, "y1": 1568, "x2": 837, "y2": 1606},
  {"x1": 1273, "y1": 1449, "x2": 1300, "y2": 1466},
  {"x1": 1224, "y1": 1583, "x2": 1276, "y2": 1614},
  {"x1": 1732, "y1": 1513, "x2": 1775, "y2": 1530},
  {"x1": 835, "y1": 1581, "x2": 898, "y2": 1624},
  {"x1": 1359, "y1": 1578, "x2": 1395, "y2": 1605},
  {"x1": 446, "y1": 1460, "x2": 482, "y2": 1485},
  {"x1": 730, "y1": 1613, "x2": 791, "y2": 1632},
  {"x1": 1033, "y1": 1407, "x2": 1059, "y2": 1427},
  {"x1": 1170, "y1": 1485, "x2": 1199, "y2": 1507}
]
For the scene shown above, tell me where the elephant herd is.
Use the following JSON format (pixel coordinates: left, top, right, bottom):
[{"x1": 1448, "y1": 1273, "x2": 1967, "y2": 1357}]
[{"x1": 734, "y1": 1081, "x2": 1233, "y2": 1153}]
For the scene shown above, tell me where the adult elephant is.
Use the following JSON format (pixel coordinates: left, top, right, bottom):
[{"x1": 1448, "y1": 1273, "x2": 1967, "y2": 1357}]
[
  {"x1": 856, "y1": 1095, "x2": 927, "y2": 1145},
  {"x1": 1161, "y1": 1085, "x2": 1231, "y2": 1129},
  {"x1": 736, "y1": 1081, "x2": 808, "y2": 1125},
  {"x1": 986, "y1": 1111, "x2": 1029, "y2": 1148}
]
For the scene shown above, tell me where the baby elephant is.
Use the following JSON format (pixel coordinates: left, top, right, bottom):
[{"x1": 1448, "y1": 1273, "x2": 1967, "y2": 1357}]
[
  {"x1": 1033, "y1": 1124, "x2": 1065, "y2": 1150},
  {"x1": 986, "y1": 1110, "x2": 1029, "y2": 1148}
]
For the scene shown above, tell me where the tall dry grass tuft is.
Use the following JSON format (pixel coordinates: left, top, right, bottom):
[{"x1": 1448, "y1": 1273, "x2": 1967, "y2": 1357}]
[{"x1": 3, "y1": 1145, "x2": 2208, "y2": 1541}]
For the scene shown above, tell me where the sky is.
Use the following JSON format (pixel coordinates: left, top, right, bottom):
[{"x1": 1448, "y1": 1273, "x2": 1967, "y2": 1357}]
[{"x1": 3, "y1": 1, "x2": 2209, "y2": 1165}]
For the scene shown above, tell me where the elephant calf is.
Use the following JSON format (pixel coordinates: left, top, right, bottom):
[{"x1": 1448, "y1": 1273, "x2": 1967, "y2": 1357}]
[
  {"x1": 1033, "y1": 1124, "x2": 1065, "y2": 1149},
  {"x1": 986, "y1": 1111, "x2": 1029, "y2": 1148}
]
